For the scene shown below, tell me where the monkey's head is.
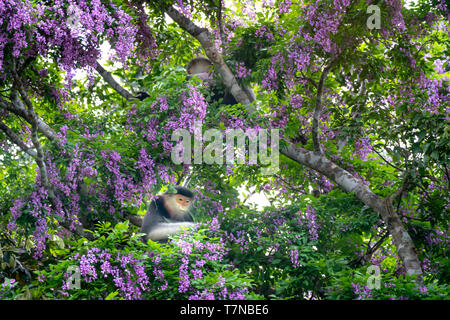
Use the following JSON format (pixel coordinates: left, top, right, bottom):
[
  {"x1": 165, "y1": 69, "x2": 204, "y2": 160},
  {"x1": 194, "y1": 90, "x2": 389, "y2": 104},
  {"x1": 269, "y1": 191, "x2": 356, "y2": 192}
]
[{"x1": 162, "y1": 186, "x2": 194, "y2": 220}]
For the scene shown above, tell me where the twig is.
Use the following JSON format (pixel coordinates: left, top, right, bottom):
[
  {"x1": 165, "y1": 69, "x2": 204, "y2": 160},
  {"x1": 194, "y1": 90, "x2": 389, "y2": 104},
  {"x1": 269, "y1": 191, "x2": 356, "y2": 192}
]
[{"x1": 373, "y1": 148, "x2": 404, "y2": 172}]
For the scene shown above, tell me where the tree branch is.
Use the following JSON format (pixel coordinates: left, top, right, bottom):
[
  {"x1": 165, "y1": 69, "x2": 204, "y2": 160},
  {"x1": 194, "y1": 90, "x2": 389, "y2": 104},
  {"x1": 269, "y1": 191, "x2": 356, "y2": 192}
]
[
  {"x1": 0, "y1": 121, "x2": 37, "y2": 157},
  {"x1": 351, "y1": 229, "x2": 389, "y2": 266},
  {"x1": 373, "y1": 148, "x2": 404, "y2": 172},
  {"x1": 95, "y1": 61, "x2": 135, "y2": 101},
  {"x1": 30, "y1": 123, "x2": 55, "y2": 199},
  {"x1": 281, "y1": 142, "x2": 423, "y2": 278},
  {"x1": 0, "y1": 95, "x2": 29, "y2": 120},
  {"x1": 164, "y1": 5, "x2": 254, "y2": 111},
  {"x1": 312, "y1": 59, "x2": 337, "y2": 153},
  {"x1": 281, "y1": 143, "x2": 383, "y2": 210},
  {"x1": 6, "y1": 65, "x2": 94, "y2": 240},
  {"x1": 5, "y1": 84, "x2": 63, "y2": 151},
  {"x1": 10, "y1": 72, "x2": 56, "y2": 200},
  {"x1": 299, "y1": 71, "x2": 318, "y2": 89}
]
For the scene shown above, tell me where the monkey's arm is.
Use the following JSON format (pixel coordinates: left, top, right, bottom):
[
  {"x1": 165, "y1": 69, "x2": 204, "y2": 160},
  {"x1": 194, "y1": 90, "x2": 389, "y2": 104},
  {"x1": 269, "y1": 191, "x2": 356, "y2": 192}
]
[{"x1": 141, "y1": 200, "x2": 195, "y2": 242}]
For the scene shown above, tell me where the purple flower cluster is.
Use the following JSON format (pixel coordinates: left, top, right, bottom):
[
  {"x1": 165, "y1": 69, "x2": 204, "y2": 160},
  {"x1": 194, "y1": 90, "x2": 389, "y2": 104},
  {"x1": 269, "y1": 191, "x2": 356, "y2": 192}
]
[
  {"x1": 234, "y1": 62, "x2": 252, "y2": 79},
  {"x1": 385, "y1": 0, "x2": 406, "y2": 32},
  {"x1": 62, "y1": 248, "x2": 151, "y2": 300},
  {"x1": 8, "y1": 186, "x2": 53, "y2": 258},
  {"x1": 134, "y1": 3, "x2": 159, "y2": 71},
  {"x1": 0, "y1": 0, "x2": 137, "y2": 85},
  {"x1": 278, "y1": 0, "x2": 293, "y2": 14},
  {"x1": 354, "y1": 135, "x2": 373, "y2": 161},
  {"x1": 261, "y1": 64, "x2": 279, "y2": 92},
  {"x1": 224, "y1": 229, "x2": 250, "y2": 253},
  {"x1": 188, "y1": 286, "x2": 248, "y2": 300},
  {"x1": 0, "y1": 278, "x2": 17, "y2": 299},
  {"x1": 172, "y1": 234, "x2": 249, "y2": 300},
  {"x1": 176, "y1": 85, "x2": 207, "y2": 134},
  {"x1": 290, "y1": 248, "x2": 301, "y2": 268},
  {"x1": 8, "y1": 134, "x2": 161, "y2": 257},
  {"x1": 131, "y1": 84, "x2": 207, "y2": 160},
  {"x1": 298, "y1": 205, "x2": 320, "y2": 241},
  {"x1": 351, "y1": 283, "x2": 373, "y2": 300}
]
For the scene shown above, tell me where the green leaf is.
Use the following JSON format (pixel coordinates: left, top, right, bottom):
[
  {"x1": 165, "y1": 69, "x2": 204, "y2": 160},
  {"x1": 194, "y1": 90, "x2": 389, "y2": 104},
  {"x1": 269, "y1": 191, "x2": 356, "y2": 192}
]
[{"x1": 105, "y1": 291, "x2": 119, "y2": 300}]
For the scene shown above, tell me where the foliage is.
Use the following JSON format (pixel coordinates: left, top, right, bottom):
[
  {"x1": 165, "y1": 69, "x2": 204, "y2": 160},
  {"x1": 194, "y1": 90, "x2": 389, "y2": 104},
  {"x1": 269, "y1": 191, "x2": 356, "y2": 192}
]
[
  {"x1": 0, "y1": 0, "x2": 448, "y2": 300},
  {"x1": 326, "y1": 268, "x2": 449, "y2": 300},
  {"x1": 27, "y1": 222, "x2": 260, "y2": 300}
]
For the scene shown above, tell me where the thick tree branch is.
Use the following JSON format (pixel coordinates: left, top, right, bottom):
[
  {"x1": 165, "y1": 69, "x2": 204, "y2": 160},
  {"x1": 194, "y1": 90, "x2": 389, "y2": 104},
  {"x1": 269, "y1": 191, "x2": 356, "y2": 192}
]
[
  {"x1": 5, "y1": 85, "x2": 63, "y2": 150},
  {"x1": 0, "y1": 121, "x2": 37, "y2": 157},
  {"x1": 164, "y1": 6, "x2": 254, "y2": 110},
  {"x1": 281, "y1": 144, "x2": 383, "y2": 210},
  {"x1": 11, "y1": 74, "x2": 55, "y2": 200},
  {"x1": 0, "y1": 95, "x2": 29, "y2": 120},
  {"x1": 30, "y1": 123, "x2": 55, "y2": 199},
  {"x1": 95, "y1": 61, "x2": 135, "y2": 101},
  {"x1": 281, "y1": 143, "x2": 423, "y2": 278},
  {"x1": 2, "y1": 63, "x2": 96, "y2": 241}
]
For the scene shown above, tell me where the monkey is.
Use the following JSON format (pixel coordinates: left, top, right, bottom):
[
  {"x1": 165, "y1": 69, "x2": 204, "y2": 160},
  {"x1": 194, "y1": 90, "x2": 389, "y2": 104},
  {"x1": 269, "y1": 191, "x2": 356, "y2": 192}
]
[
  {"x1": 136, "y1": 57, "x2": 255, "y2": 104},
  {"x1": 135, "y1": 57, "x2": 213, "y2": 102},
  {"x1": 136, "y1": 91, "x2": 150, "y2": 101},
  {"x1": 186, "y1": 56, "x2": 255, "y2": 105},
  {"x1": 140, "y1": 186, "x2": 195, "y2": 242},
  {"x1": 186, "y1": 56, "x2": 215, "y2": 82}
]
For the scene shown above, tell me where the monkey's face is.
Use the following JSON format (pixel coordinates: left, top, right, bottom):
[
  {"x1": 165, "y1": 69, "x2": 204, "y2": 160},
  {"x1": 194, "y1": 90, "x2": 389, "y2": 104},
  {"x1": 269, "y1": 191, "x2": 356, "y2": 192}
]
[
  {"x1": 163, "y1": 194, "x2": 193, "y2": 220},
  {"x1": 174, "y1": 194, "x2": 192, "y2": 210}
]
